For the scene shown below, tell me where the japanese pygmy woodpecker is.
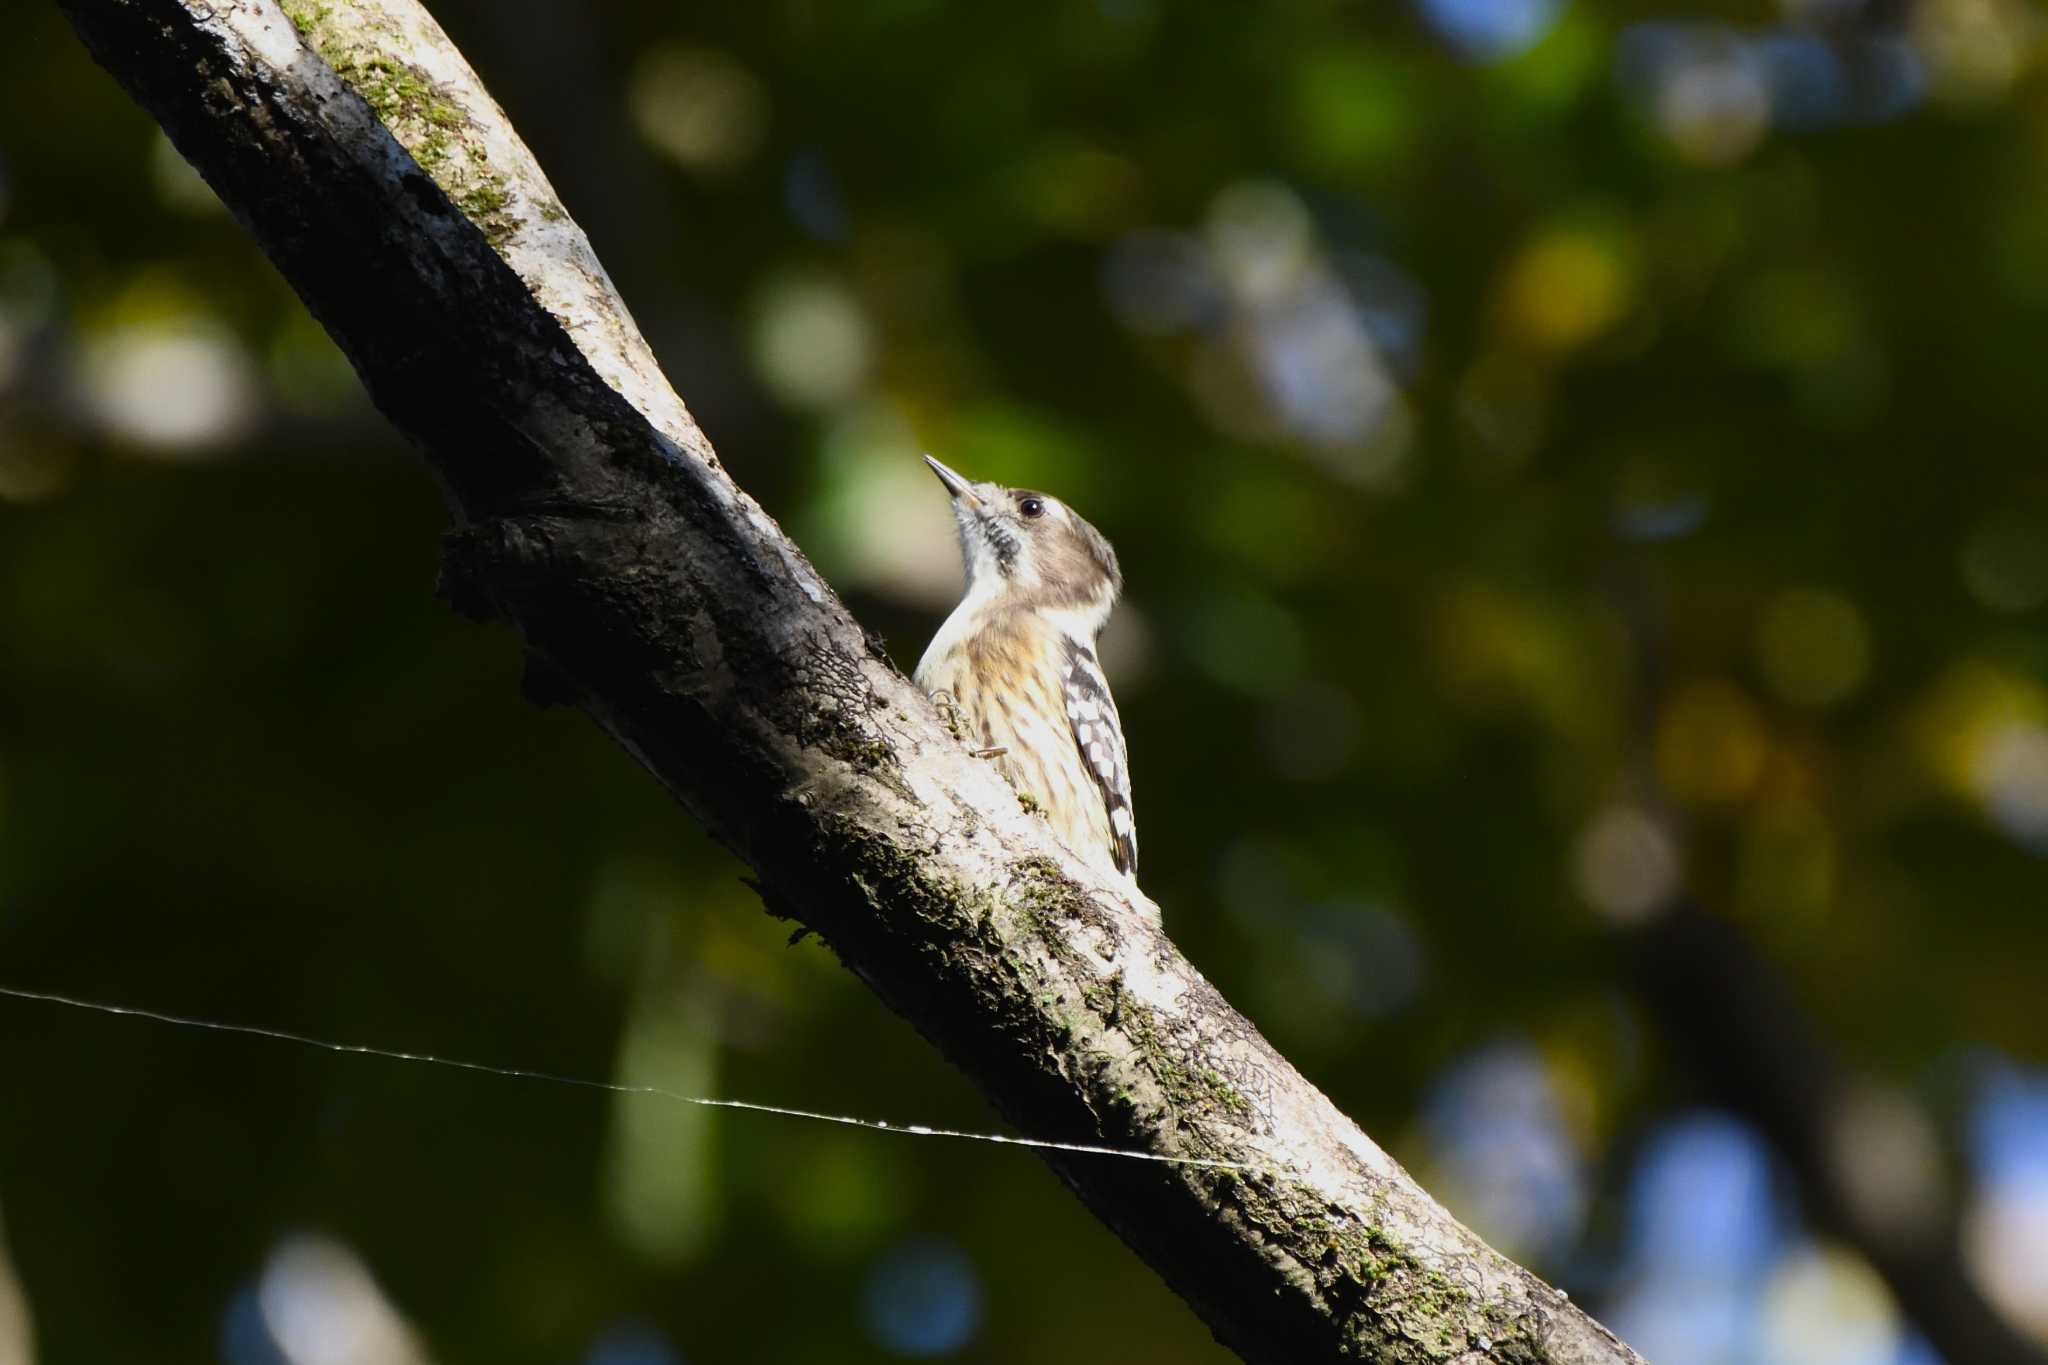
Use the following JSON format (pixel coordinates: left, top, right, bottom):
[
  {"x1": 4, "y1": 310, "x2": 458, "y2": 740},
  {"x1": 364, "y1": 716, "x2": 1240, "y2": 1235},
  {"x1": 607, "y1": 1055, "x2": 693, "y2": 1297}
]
[{"x1": 915, "y1": 455, "x2": 1139, "y2": 893}]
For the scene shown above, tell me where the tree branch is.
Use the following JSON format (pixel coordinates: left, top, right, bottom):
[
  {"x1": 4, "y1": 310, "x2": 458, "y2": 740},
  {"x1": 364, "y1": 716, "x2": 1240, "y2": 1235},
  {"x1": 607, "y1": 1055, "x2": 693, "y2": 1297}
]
[{"x1": 55, "y1": 2, "x2": 1643, "y2": 1360}]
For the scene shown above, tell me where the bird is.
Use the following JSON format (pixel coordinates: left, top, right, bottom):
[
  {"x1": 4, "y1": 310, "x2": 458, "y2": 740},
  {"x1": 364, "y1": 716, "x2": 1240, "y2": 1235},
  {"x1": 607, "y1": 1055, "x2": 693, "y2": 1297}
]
[{"x1": 914, "y1": 454, "x2": 1139, "y2": 891}]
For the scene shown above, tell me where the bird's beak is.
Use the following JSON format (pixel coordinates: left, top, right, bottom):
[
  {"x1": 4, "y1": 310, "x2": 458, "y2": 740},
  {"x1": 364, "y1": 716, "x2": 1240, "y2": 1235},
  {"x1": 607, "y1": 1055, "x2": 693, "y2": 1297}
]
[{"x1": 923, "y1": 454, "x2": 981, "y2": 508}]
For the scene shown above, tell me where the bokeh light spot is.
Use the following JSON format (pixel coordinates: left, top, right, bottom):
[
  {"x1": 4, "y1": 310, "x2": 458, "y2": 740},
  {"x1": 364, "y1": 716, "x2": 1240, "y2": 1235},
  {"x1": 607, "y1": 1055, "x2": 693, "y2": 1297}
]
[
  {"x1": 862, "y1": 1238, "x2": 983, "y2": 1357},
  {"x1": 1422, "y1": 1042, "x2": 1588, "y2": 1260},
  {"x1": 1573, "y1": 805, "x2": 1681, "y2": 923},
  {"x1": 1010, "y1": 138, "x2": 1142, "y2": 238},
  {"x1": 1755, "y1": 29, "x2": 1851, "y2": 131},
  {"x1": 604, "y1": 966, "x2": 723, "y2": 1268},
  {"x1": 1108, "y1": 183, "x2": 1414, "y2": 478},
  {"x1": 585, "y1": 1319, "x2": 686, "y2": 1365},
  {"x1": 1204, "y1": 181, "x2": 1315, "y2": 309},
  {"x1": 1825, "y1": 1084, "x2": 1948, "y2": 1246},
  {"x1": 1285, "y1": 49, "x2": 1419, "y2": 175},
  {"x1": 1756, "y1": 587, "x2": 1871, "y2": 707},
  {"x1": 1656, "y1": 681, "x2": 1768, "y2": 804},
  {"x1": 1416, "y1": 0, "x2": 1562, "y2": 63},
  {"x1": 1612, "y1": 452, "x2": 1713, "y2": 541},
  {"x1": 1974, "y1": 722, "x2": 2048, "y2": 850},
  {"x1": 748, "y1": 271, "x2": 871, "y2": 410},
  {"x1": 1498, "y1": 228, "x2": 1633, "y2": 353},
  {"x1": 1915, "y1": 663, "x2": 2048, "y2": 847},
  {"x1": 1759, "y1": 1243, "x2": 1901, "y2": 1365},
  {"x1": 1911, "y1": 0, "x2": 2035, "y2": 107},
  {"x1": 1603, "y1": 1114, "x2": 1783, "y2": 1362},
  {"x1": 1964, "y1": 1064, "x2": 2048, "y2": 1336},
  {"x1": 1617, "y1": 23, "x2": 1771, "y2": 166},
  {"x1": 800, "y1": 401, "x2": 958, "y2": 605},
  {"x1": 1629, "y1": 1113, "x2": 1782, "y2": 1278},
  {"x1": 629, "y1": 48, "x2": 768, "y2": 173},
  {"x1": 1915, "y1": 661, "x2": 2047, "y2": 796},
  {"x1": 1960, "y1": 506, "x2": 2048, "y2": 613},
  {"x1": 1850, "y1": 35, "x2": 1929, "y2": 122},
  {"x1": 257, "y1": 1234, "x2": 430, "y2": 1365},
  {"x1": 76, "y1": 316, "x2": 260, "y2": 454}
]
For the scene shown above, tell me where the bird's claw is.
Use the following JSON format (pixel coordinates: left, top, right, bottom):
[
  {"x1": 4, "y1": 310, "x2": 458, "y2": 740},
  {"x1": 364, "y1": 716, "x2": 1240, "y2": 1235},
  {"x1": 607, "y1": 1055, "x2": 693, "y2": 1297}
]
[
  {"x1": 929, "y1": 689, "x2": 962, "y2": 739},
  {"x1": 928, "y1": 690, "x2": 1001, "y2": 756}
]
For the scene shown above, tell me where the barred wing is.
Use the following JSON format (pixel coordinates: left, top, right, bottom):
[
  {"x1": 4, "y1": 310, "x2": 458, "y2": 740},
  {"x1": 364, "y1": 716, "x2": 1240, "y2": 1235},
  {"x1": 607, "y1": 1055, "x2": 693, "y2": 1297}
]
[{"x1": 1062, "y1": 639, "x2": 1137, "y2": 877}]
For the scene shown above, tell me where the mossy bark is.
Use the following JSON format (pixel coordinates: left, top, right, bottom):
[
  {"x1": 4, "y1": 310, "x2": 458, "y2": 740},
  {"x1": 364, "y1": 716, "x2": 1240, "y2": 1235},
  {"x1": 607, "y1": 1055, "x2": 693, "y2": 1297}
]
[{"x1": 55, "y1": 3, "x2": 1645, "y2": 1362}]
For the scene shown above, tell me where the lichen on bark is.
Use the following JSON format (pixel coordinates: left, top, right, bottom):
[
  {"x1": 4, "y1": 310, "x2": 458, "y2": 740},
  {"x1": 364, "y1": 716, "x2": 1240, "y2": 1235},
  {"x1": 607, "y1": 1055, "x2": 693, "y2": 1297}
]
[{"x1": 280, "y1": 0, "x2": 516, "y2": 246}]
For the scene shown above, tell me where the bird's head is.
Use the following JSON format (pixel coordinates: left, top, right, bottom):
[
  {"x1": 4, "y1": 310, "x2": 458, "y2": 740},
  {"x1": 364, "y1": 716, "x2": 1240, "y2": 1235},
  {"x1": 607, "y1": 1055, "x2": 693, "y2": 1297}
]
[{"x1": 924, "y1": 454, "x2": 1121, "y2": 624}]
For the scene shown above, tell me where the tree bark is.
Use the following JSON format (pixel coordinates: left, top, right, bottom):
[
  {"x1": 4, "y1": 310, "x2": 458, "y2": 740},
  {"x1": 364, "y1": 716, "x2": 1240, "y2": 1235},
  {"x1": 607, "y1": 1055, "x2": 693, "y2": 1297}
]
[{"x1": 54, "y1": 3, "x2": 1645, "y2": 1361}]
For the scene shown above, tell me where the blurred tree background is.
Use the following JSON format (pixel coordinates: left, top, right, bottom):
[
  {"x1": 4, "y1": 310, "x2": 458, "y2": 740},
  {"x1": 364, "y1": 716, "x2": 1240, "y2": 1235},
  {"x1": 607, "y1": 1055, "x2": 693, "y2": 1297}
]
[{"x1": 3, "y1": 0, "x2": 2047, "y2": 1361}]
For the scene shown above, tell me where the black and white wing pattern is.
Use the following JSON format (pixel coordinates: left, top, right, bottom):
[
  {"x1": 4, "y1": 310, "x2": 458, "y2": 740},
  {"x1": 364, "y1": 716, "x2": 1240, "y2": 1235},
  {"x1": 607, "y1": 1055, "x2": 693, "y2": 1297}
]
[{"x1": 1062, "y1": 638, "x2": 1137, "y2": 877}]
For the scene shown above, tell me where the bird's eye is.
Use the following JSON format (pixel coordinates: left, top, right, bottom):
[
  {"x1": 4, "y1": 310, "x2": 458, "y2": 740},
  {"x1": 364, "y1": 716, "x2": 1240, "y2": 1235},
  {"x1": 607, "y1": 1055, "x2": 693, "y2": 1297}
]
[{"x1": 1018, "y1": 497, "x2": 1046, "y2": 519}]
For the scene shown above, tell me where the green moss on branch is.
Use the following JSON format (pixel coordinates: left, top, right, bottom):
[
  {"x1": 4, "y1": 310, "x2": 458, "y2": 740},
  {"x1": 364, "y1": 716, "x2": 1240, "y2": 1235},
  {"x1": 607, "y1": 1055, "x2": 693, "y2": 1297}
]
[{"x1": 280, "y1": 0, "x2": 517, "y2": 247}]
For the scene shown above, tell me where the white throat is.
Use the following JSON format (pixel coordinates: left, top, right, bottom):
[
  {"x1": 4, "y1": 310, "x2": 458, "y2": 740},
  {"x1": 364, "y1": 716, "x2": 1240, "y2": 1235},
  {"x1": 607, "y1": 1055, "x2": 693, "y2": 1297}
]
[
  {"x1": 917, "y1": 571, "x2": 1002, "y2": 684},
  {"x1": 914, "y1": 579, "x2": 1113, "y2": 685}
]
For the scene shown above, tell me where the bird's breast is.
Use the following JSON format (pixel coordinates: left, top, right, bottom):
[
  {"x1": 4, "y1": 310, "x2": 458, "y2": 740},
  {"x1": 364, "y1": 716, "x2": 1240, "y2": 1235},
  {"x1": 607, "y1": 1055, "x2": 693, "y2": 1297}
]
[{"x1": 914, "y1": 614, "x2": 1115, "y2": 874}]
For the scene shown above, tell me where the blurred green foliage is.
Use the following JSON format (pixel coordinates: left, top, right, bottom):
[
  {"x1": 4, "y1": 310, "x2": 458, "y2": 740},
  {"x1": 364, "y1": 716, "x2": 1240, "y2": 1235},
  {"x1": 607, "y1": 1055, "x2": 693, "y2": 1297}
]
[{"x1": 3, "y1": 0, "x2": 2047, "y2": 1361}]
